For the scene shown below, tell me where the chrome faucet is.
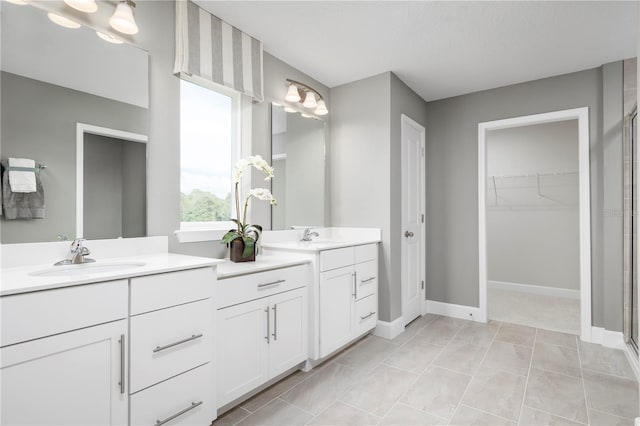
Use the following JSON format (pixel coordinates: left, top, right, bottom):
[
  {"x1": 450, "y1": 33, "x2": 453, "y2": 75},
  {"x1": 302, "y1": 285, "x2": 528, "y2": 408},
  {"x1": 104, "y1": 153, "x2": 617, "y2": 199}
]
[
  {"x1": 300, "y1": 228, "x2": 319, "y2": 242},
  {"x1": 55, "y1": 238, "x2": 95, "y2": 265}
]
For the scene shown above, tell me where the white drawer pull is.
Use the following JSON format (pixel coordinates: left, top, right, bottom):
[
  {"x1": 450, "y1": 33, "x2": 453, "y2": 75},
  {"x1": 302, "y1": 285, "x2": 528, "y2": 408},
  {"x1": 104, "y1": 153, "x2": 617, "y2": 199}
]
[
  {"x1": 360, "y1": 277, "x2": 376, "y2": 284},
  {"x1": 360, "y1": 311, "x2": 376, "y2": 320},
  {"x1": 155, "y1": 401, "x2": 203, "y2": 425},
  {"x1": 153, "y1": 334, "x2": 203, "y2": 353},
  {"x1": 258, "y1": 279, "x2": 285, "y2": 288}
]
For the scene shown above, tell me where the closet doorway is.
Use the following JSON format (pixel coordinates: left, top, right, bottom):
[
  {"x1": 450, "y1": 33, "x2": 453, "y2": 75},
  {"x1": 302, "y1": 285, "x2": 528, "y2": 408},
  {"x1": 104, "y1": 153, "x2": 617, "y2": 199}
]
[{"x1": 478, "y1": 108, "x2": 591, "y2": 340}]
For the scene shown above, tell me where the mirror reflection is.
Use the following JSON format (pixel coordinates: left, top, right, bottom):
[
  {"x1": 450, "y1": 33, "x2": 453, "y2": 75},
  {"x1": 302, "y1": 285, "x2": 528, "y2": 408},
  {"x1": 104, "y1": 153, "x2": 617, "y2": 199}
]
[
  {"x1": 271, "y1": 104, "x2": 326, "y2": 230},
  {"x1": 0, "y1": 2, "x2": 149, "y2": 243}
]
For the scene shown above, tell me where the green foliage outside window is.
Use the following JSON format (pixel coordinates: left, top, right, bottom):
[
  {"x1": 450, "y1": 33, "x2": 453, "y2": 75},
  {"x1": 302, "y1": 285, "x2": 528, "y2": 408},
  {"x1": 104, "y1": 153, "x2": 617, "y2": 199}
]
[{"x1": 180, "y1": 190, "x2": 231, "y2": 222}]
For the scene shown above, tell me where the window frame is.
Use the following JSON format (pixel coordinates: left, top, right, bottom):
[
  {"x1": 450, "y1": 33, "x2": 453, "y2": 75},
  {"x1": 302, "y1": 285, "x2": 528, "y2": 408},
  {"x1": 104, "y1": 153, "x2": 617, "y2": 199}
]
[{"x1": 175, "y1": 75, "x2": 242, "y2": 243}]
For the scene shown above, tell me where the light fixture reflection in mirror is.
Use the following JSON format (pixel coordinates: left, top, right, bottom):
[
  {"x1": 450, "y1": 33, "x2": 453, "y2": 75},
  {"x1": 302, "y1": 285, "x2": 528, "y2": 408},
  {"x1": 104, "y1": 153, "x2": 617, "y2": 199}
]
[
  {"x1": 64, "y1": 0, "x2": 98, "y2": 13},
  {"x1": 47, "y1": 12, "x2": 81, "y2": 29}
]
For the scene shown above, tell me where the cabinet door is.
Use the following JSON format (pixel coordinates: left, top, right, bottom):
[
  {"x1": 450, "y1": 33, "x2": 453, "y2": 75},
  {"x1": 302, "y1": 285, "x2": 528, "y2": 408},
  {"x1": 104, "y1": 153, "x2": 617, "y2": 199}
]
[
  {"x1": 1, "y1": 320, "x2": 127, "y2": 426},
  {"x1": 268, "y1": 288, "x2": 307, "y2": 378},
  {"x1": 217, "y1": 298, "x2": 269, "y2": 408},
  {"x1": 319, "y1": 265, "x2": 355, "y2": 358}
]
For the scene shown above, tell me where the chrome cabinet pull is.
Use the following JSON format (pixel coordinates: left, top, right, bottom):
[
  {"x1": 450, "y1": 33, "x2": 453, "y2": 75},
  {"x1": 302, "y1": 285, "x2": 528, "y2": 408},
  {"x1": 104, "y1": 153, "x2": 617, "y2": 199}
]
[
  {"x1": 352, "y1": 273, "x2": 357, "y2": 299},
  {"x1": 360, "y1": 276, "x2": 376, "y2": 284},
  {"x1": 360, "y1": 311, "x2": 376, "y2": 320},
  {"x1": 258, "y1": 279, "x2": 285, "y2": 288},
  {"x1": 155, "y1": 401, "x2": 203, "y2": 426},
  {"x1": 119, "y1": 334, "x2": 125, "y2": 394},
  {"x1": 265, "y1": 307, "x2": 270, "y2": 343},
  {"x1": 272, "y1": 305, "x2": 278, "y2": 341},
  {"x1": 153, "y1": 334, "x2": 203, "y2": 353}
]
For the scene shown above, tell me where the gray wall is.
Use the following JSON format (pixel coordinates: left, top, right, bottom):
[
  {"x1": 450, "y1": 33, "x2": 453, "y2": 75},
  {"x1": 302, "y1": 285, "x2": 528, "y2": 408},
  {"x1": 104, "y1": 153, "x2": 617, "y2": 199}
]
[
  {"x1": 486, "y1": 121, "x2": 580, "y2": 291},
  {"x1": 330, "y1": 72, "x2": 428, "y2": 322},
  {"x1": 0, "y1": 71, "x2": 147, "y2": 243},
  {"x1": 602, "y1": 61, "x2": 624, "y2": 331},
  {"x1": 121, "y1": 141, "x2": 147, "y2": 239},
  {"x1": 425, "y1": 65, "x2": 627, "y2": 331},
  {"x1": 331, "y1": 73, "x2": 392, "y2": 320},
  {"x1": 84, "y1": 134, "x2": 123, "y2": 240}
]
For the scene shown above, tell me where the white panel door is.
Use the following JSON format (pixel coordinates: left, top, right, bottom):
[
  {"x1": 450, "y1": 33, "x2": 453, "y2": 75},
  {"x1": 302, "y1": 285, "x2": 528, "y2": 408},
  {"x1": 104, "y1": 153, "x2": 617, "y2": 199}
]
[
  {"x1": 401, "y1": 114, "x2": 425, "y2": 325},
  {"x1": 217, "y1": 298, "x2": 269, "y2": 407},
  {"x1": 1, "y1": 320, "x2": 127, "y2": 426},
  {"x1": 268, "y1": 288, "x2": 307, "y2": 378},
  {"x1": 319, "y1": 265, "x2": 355, "y2": 357}
]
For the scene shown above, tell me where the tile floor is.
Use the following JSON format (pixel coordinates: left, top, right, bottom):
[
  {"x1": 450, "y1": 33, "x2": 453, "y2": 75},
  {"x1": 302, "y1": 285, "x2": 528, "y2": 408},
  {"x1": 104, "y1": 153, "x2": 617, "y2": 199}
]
[
  {"x1": 214, "y1": 315, "x2": 638, "y2": 426},
  {"x1": 489, "y1": 288, "x2": 581, "y2": 335}
]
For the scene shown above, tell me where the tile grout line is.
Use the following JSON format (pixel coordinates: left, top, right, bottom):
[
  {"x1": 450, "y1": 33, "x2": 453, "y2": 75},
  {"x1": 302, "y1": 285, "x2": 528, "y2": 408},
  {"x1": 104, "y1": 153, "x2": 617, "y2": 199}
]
[
  {"x1": 447, "y1": 321, "x2": 504, "y2": 424},
  {"x1": 377, "y1": 318, "x2": 469, "y2": 424},
  {"x1": 576, "y1": 338, "x2": 591, "y2": 425},
  {"x1": 526, "y1": 405, "x2": 589, "y2": 425},
  {"x1": 516, "y1": 327, "x2": 537, "y2": 425}
]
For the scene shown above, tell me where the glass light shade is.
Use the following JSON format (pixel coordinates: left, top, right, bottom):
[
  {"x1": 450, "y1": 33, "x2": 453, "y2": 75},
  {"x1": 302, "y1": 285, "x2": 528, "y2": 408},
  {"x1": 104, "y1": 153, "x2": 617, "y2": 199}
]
[
  {"x1": 47, "y1": 13, "x2": 81, "y2": 29},
  {"x1": 97, "y1": 31, "x2": 123, "y2": 44},
  {"x1": 110, "y1": 1, "x2": 139, "y2": 35},
  {"x1": 64, "y1": 0, "x2": 97, "y2": 13},
  {"x1": 5, "y1": 0, "x2": 28, "y2": 5},
  {"x1": 285, "y1": 84, "x2": 301, "y2": 102},
  {"x1": 284, "y1": 106, "x2": 297, "y2": 113},
  {"x1": 301, "y1": 113, "x2": 314, "y2": 118},
  {"x1": 302, "y1": 91, "x2": 317, "y2": 108},
  {"x1": 315, "y1": 99, "x2": 328, "y2": 116}
]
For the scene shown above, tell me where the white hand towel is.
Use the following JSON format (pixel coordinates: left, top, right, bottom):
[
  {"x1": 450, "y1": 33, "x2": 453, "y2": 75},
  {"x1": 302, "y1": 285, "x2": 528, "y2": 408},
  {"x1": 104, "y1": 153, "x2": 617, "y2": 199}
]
[{"x1": 9, "y1": 158, "x2": 37, "y2": 193}]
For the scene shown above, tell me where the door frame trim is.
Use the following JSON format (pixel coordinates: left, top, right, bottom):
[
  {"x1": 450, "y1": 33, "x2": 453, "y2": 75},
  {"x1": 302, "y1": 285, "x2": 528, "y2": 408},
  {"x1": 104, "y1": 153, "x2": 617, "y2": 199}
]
[
  {"x1": 477, "y1": 107, "x2": 591, "y2": 341},
  {"x1": 400, "y1": 113, "x2": 427, "y2": 321}
]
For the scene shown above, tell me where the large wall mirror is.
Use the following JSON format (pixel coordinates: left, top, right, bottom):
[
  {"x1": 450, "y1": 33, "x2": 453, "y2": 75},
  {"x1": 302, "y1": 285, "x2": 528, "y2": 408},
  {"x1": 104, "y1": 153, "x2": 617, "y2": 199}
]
[
  {"x1": 1, "y1": 2, "x2": 149, "y2": 243},
  {"x1": 271, "y1": 104, "x2": 326, "y2": 229}
]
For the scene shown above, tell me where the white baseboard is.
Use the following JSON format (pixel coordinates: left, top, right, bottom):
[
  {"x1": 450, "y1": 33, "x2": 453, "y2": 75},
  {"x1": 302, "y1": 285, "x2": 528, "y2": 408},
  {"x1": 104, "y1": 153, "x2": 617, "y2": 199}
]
[
  {"x1": 488, "y1": 280, "x2": 580, "y2": 300},
  {"x1": 425, "y1": 300, "x2": 483, "y2": 322},
  {"x1": 588, "y1": 326, "x2": 625, "y2": 349},
  {"x1": 374, "y1": 317, "x2": 405, "y2": 340}
]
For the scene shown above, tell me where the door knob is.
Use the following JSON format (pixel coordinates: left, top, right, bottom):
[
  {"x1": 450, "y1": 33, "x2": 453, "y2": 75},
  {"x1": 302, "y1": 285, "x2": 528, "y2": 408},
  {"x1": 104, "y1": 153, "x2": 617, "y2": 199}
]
[{"x1": 404, "y1": 231, "x2": 414, "y2": 238}]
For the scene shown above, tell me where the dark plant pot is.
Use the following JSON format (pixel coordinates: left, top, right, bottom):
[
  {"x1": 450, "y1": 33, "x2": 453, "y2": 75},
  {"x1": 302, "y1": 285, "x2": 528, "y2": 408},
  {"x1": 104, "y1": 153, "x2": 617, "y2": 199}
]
[{"x1": 229, "y1": 238, "x2": 256, "y2": 263}]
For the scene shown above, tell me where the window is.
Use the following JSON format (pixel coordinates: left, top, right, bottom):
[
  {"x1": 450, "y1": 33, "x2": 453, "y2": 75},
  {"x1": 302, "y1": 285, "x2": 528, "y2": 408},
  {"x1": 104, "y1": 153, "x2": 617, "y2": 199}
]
[{"x1": 179, "y1": 78, "x2": 239, "y2": 234}]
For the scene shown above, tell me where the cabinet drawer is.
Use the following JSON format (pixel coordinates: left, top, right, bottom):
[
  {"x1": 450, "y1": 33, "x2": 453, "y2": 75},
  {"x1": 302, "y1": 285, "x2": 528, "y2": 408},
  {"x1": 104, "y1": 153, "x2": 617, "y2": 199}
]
[
  {"x1": 355, "y1": 260, "x2": 377, "y2": 300},
  {"x1": 355, "y1": 243, "x2": 377, "y2": 264},
  {"x1": 1, "y1": 280, "x2": 127, "y2": 347},
  {"x1": 130, "y1": 299, "x2": 212, "y2": 393},
  {"x1": 320, "y1": 247, "x2": 355, "y2": 272},
  {"x1": 218, "y1": 265, "x2": 308, "y2": 309},
  {"x1": 130, "y1": 363, "x2": 214, "y2": 426},
  {"x1": 355, "y1": 294, "x2": 378, "y2": 336},
  {"x1": 130, "y1": 267, "x2": 214, "y2": 315}
]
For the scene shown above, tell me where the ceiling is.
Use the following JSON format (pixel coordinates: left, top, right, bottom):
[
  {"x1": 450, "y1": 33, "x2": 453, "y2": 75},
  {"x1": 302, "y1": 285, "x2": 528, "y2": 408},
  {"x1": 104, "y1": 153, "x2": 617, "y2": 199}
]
[{"x1": 196, "y1": 1, "x2": 637, "y2": 102}]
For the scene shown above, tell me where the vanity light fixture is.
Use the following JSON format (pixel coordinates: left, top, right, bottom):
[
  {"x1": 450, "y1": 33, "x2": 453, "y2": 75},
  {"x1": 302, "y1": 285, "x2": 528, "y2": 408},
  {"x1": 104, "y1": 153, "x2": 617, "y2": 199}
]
[
  {"x1": 110, "y1": 0, "x2": 139, "y2": 35},
  {"x1": 302, "y1": 91, "x2": 317, "y2": 109},
  {"x1": 47, "y1": 12, "x2": 81, "y2": 29},
  {"x1": 285, "y1": 84, "x2": 301, "y2": 103},
  {"x1": 284, "y1": 79, "x2": 328, "y2": 117},
  {"x1": 96, "y1": 31, "x2": 123, "y2": 44},
  {"x1": 64, "y1": 0, "x2": 98, "y2": 13}
]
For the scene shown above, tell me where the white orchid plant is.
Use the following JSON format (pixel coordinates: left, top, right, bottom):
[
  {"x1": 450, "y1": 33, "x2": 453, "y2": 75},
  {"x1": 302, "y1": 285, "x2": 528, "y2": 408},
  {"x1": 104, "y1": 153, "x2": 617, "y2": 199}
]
[{"x1": 221, "y1": 155, "x2": 277, "y2": 258}]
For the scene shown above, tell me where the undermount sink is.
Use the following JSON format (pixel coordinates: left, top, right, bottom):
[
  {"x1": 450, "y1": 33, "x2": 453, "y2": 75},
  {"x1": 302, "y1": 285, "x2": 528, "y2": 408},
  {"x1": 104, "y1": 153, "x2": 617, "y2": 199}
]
[{"x1": 29, "y1": 261, "x2": 147, "y2": 277}]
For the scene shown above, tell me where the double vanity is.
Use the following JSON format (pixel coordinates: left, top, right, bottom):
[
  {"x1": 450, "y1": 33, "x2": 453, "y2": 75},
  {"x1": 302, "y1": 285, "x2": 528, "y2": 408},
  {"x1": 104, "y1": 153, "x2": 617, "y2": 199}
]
[{"x1": 0, "y1": 228, "x2": 380, "y2": 425}]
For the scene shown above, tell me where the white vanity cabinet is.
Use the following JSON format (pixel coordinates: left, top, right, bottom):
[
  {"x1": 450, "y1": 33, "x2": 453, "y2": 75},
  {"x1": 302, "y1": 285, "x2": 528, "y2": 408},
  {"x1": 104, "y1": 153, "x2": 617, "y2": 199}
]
[
  {"x1": 1, "y1": 281, "x2": 129, "y2": 426},
  {"x1": 318, "y1": 244, "x2": 379, "y2": 358},
  {"x1": 129, "y1": 267, "x2": 216, "y2": 426},
  {"x1": 216, "y1": 264, "x2": 308, "y2": 408}
]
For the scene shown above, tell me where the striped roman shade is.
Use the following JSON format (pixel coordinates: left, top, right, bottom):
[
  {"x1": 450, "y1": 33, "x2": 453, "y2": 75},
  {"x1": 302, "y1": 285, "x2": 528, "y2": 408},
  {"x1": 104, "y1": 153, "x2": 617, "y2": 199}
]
[{"x1": 174, "y1": 0, "x2": 264, "y2": 102}]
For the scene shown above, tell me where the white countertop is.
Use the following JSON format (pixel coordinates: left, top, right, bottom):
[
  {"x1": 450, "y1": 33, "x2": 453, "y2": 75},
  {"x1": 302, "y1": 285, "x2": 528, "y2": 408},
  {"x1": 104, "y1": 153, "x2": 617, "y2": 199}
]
[
  {"x1": 217, "y1": 255, "x2": 310, "y2": 279},
  {"x1": 1, "y1": 253, "x2": 223, "y2": 296},
  {"x1": 261, "y1": 238, "x2": 381, "y2": 252}
]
